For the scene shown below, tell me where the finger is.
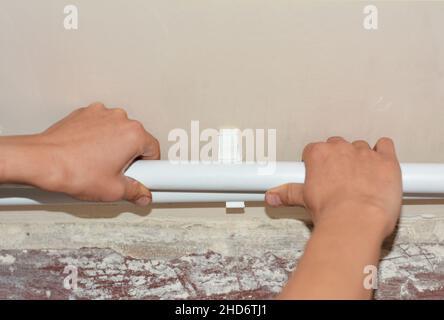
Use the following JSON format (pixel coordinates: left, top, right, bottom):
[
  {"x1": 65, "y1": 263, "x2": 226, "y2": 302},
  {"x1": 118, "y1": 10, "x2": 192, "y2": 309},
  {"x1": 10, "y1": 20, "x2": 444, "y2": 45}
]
[
  {"x1": 352, "y1": 140, "x2": 371, "y2": 149},
  {"x1": 326, "y1": 136, "x2": 348, "y2": 144},
  {"x1": 265, "y1": 183, "x2": 304, "y2": 207},
  {"x1": 121, "y1": 176, "x2": 152, "y2": 206},
  {"x1": 374, "y1": 137, "x2": 397, "y2": 159},
  {"x1": 302, "y1": 142, "x2": 319, "y2": 162},
  {"x1": 142, "y1": 135, "x2": 160, "y2": 160},
  {"x1": 129, "y1": 121, "x2": 161, "y2": 160}
]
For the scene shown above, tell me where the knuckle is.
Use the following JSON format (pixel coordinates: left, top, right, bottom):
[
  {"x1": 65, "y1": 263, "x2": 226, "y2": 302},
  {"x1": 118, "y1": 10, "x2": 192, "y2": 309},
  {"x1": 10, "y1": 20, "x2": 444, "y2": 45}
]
[
  {"x1": 129, "y1": 120, "x2": 145, "y2": 132},
  {"x1": 302, "y1": 143, "x2": 315, "y2": 158},
  {"x1": 126, "y1": 121, "x2": 145, "y2": 142},
  {"x1": 303, "y1": 142, "x2": 315, "y2": 151},
  {"x1": 309, "y1": 143, "x2": 328, "y2": 159},
  {"x1": 327, "y1": 136, "x2": 345, "y2": 143},
  {"x1": 153, "y1": 137, "x2": 160, "y2": 148},
  {"x1": 151, "y1": 138, "x2": 161, "y2": 158},
  {"x1": 378, "y1": 137, "x2": 394, "y2": 145},
  {"x1": 113, "y1": 107, "x2": 128, "y2": 117},
  {"x1": 88, "y1": 102, "x2": 106, "y2": 110},
  {"x1": 287, "y1": 185, "x2": 300, "y2": 205}
]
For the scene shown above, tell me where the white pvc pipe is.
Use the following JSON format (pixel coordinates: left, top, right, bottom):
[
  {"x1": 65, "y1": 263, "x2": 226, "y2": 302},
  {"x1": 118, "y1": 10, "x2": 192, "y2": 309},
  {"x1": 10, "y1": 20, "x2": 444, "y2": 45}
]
[
  {"x1": 0, "y1": 161, "x2": 444, "y2": 206},
  {"x1": 0, "y1": 187, "x2": 264, "y2": 206},
  {"x1": 126, "y1": 161, "x2": 444, "y2": 194},
  {"x1": 125, "y1": 161, "x2": 305, "y2": 192}
]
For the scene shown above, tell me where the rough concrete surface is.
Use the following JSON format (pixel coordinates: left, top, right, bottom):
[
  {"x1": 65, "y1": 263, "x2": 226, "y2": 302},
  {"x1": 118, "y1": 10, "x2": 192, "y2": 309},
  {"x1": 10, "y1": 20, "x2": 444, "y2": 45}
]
[{"x1": 0, "y1": 205, "x2": 443, "y2": 299}]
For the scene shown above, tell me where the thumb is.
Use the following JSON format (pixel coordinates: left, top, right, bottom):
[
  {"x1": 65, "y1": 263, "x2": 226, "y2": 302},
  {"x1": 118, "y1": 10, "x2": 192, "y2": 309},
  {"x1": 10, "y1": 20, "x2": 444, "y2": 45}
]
[
  {"x1": 121, "y1": 176, "x2": 152, "y2": 206},
  {"x1": 265, "y1": 183, "x2": 304, "y2": 207}
]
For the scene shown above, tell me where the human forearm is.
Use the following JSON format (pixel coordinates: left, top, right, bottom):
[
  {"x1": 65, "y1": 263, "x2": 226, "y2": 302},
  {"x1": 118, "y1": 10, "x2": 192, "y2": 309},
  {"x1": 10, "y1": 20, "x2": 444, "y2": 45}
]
[
  {"x1": 278, "y1": 203, "x2": 386, "y2": 299},
  {"x1": 0, "y1": 134, "x2": 58, "y2": 188}
]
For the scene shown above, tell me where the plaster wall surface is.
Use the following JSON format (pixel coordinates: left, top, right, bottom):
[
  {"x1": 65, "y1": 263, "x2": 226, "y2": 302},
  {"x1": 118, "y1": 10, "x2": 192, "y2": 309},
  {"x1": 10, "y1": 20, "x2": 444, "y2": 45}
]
[{"x1": 1, "y1": 1, "x2": 444, "y2": 161}]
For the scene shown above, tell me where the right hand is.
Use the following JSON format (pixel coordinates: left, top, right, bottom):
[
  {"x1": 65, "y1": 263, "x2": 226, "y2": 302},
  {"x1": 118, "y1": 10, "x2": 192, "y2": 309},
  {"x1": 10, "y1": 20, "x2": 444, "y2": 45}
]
[{"x1": 265, "y1": 137, "x2": 402, "y2": 237}]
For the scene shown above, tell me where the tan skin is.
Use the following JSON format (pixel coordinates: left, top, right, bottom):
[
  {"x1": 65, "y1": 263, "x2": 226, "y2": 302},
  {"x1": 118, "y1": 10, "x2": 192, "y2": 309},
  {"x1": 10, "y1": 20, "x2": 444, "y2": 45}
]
[
  {"x1": 0, "y1": 102, "x2": 160, "y2": 206},
  {"x1": 265, "y1": 136, "x2": 402, "y2": 299},
  {"x1": 0, "y1": 103, "x2": 402, "y2": 299}
]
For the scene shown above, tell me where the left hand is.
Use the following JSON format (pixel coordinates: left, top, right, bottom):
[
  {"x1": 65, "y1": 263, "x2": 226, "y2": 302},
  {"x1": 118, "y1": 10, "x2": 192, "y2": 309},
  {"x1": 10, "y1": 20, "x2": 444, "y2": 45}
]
[{"x1": 30, "y1": 102, "x2": 160, "y2": 206}]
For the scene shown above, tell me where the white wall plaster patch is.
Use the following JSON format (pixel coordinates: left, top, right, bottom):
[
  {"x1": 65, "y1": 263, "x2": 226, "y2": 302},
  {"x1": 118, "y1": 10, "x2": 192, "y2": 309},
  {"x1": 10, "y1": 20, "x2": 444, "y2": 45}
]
[{"x1": 0, "y1": 254, "x2": 16, "y2": 265}]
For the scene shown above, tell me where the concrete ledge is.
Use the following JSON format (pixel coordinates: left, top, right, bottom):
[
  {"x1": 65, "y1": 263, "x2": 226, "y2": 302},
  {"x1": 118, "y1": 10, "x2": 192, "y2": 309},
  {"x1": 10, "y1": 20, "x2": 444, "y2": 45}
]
[{"x1": 0, "y1": 206, "x2": 443, "y2": 299}]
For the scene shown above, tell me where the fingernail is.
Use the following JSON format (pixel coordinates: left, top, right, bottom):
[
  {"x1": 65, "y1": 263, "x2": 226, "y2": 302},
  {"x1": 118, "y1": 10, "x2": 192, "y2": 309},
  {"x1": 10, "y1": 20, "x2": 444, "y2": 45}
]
[
  {"x1": 135, "y1": 196, "x2": 151, "y2": 206},
  {"x1": 266, "y1": 193, "x2": 282, "y2": 207}
]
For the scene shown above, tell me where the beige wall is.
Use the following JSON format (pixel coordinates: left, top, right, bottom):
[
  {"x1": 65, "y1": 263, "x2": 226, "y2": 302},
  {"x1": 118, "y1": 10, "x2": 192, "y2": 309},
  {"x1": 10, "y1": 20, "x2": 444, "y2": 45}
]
[
  {"x1": 1, "y1": 0, "x2": 444, "y2": 220},
  {"x1": 1, "y1": 0, "x2": 443, "y2": 162}
]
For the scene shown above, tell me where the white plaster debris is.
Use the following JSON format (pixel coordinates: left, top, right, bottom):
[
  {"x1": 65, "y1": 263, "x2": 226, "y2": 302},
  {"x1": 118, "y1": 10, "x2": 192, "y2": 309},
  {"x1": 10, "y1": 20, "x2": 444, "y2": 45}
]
[
  {"x1": 0, "y1": 254, "x2": 15, "y2": 265},
  {"x1": 128, "y1": 280, "x2": 190, "y2": 299},
  {"x1": 102, "y1": 253, "x2": 124, "y2": 265},
  {"x1": 131, "y1": 275, "x2": 146, "y2": 286},
  {"x1": 378, "y1": 242, "x2": 444, "y2": 297}
]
